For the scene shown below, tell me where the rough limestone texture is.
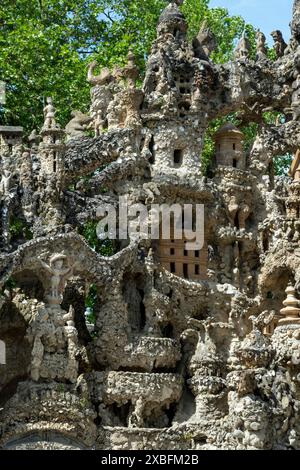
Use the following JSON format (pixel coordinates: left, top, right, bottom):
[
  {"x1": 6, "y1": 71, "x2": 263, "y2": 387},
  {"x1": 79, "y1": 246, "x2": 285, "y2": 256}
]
[{"x1": 2, "y1": 0, "x2": 300, "y2": 451}]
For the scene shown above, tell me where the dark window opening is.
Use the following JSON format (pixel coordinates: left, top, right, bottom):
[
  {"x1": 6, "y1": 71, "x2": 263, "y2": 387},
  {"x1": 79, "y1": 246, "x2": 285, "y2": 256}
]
[
  {"x1": 137, "y1": 288, "x2": 146, "y2": 331},
  {"x1": 183, "y1": 264, "x2": 188, "y2": 279},
  {"x1": 184, "y1": 250, "x2": 188, "y2": 256},
  {"x1": 170, "y1": 248, "x2": 175, "y2": 255},
  {"x1": 195, "y1": 250, "x2": 200, "y2": 258},
  {"x1": 162, "y1": 323, "x2": 174, "y2": 338},
  {"x1": 170, "y1": 262, "x2": 176, "y2": 273},
  {"x1": 8, "y1": 144, "x2": 12, "y2": 152},
  {"x1": 233, "y1": 143, "x2": 236, "y2": 150},
  {"x1": 171, "y1": 239, "x2": 175, "y2": 243},
  {"x1": 263, "y1": 232, "x2": 269, "y2": 252},
  {"x1": 173, "y1": 149, "x2": 183, "y2": 167},
  {"x1": 195, "y1": 265, "x2": 199, "y2": 275},
  {"x1": 233, "y1": 158, "x2": 237, "y2": 168},
  {"x1": 53, "y1": 160, "x2": 57, "y2": 172},
  {"x1": 180, "y1": 87, "x2": 186, "y2": 94},
  {"x1": 149, "y1": 135, "x2": 155, "y2": 164},
  {"x1": 234, "y1": 212, "x2": 239, "y2": 228},
  {"x1": 173, "y1": 28, "x2": 179, "y2": 38}
]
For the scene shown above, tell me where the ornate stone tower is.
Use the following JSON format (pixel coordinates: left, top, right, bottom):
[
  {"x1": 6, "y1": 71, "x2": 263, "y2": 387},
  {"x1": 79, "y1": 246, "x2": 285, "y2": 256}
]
[{"x1": 39, "y1": 97, "x2": 65, "y2": 178}]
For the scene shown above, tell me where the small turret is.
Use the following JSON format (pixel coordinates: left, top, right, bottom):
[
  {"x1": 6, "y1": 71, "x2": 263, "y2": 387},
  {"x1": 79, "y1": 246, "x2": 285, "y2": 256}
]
[
  {"x1": 39, "y1": 97, "x2": 65, "y2": 176},
  {"x1": 214, "y1": 123, "x2": 245, "y2": 169},
  {"x1": 157, "y1": 2, "x2": 187, "y2": 40}
]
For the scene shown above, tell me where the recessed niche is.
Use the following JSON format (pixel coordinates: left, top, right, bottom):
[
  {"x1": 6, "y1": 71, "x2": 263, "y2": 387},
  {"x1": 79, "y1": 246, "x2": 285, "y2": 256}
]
[{"x1": 173, "y1": 149, "x2": 183, "y2": 168}]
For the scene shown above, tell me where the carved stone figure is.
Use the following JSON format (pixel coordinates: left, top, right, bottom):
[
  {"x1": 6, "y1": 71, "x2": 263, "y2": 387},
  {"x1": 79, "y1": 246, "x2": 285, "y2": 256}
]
[
  {"x1": 39, "y1": 254, "x2": 78, "y2": 304},
  {"x1": 234, "y1": 33, "x2": 251, "y2": 60},
  {"x1": 43, "y1": 97, "x2": 57, "y2": 129},
  {"x1": 0, "y1": 167, "x2": 12, "y2": 197},
  {"x1": 65, "y1": 111, "x2": 92, "y2": 140},
  {"x1": 271, "y1": 30, "x2": 287, "y2": 58},
  {"x1": 256, "y1": 30, "x2": 267, "y2": 60}
]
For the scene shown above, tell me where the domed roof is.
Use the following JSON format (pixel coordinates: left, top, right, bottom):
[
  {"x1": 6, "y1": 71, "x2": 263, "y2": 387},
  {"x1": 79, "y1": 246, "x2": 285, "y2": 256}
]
[{"x1": 214, "y1": 122, "x2": 244, "y2": 140}]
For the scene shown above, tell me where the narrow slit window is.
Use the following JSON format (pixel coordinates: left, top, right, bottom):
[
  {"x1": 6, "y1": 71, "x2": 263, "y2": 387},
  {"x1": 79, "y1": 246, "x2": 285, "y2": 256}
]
[
  {"x1": 183, "y1": 264, "x2": 188, "y2": 279},
  {"x1": 173, "y1": 149, "x2": 183, "y2": 167},
  {"x1": 195, "y1": 265, "x2": 199, "y2": 275},
  {"x1": 171, "y1": 262, "x2": 176, "y2": 273},
  {"x1": 170, "y1": 248, "x2": 175, "y2": 255}
]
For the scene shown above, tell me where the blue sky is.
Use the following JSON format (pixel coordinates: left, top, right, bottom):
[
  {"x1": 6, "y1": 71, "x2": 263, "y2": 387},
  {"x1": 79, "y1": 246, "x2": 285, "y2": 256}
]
[{"x1": 209, "y1": 0, "x2": 294, "y2": 43}]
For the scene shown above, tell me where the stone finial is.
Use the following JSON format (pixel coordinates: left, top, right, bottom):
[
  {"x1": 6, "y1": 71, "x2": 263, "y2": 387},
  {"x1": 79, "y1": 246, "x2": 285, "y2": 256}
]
[{"x1": 278, "y1": 283, "x2": 300, "y2": 325}]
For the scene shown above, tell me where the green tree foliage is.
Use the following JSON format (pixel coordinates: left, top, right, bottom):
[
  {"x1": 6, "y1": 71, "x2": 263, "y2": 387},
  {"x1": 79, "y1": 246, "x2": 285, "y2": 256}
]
[
  {"x1": 0, "y1": 1, "x2": 289, "y2": 174},
  {"x1": 79, "y1": 220, "x2": 115, "y2": 255},
  {"x1": 0, "y1": 0, "x2": 254, "y2": 131}
]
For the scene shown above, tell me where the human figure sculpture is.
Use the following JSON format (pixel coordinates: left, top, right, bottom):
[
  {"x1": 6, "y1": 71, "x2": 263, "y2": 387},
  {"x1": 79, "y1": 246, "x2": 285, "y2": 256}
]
[
  {"x1": 123, "y1": 50, "x2": 139, "y2": 88},
  {"x1": 43, "y1": 97, "x2": 57, "y2": 129},
  {"x1": 128, "y1": 397, "x2": 145, "y2": 428},
  {"x1": 39, "y1": 254, "x2": 77, "y2": 302},
  {"x1": 0, "y1": 167, "x2": 12, "y2": 197},
  {"x1": 256, "y1": 30, "x2": 267, "y2": 60}
]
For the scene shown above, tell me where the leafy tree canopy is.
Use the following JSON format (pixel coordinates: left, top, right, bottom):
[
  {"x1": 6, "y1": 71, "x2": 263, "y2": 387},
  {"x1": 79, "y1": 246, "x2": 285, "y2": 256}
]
[
  {"x1": 0, "y1": 1, "x2": 291, "y2": 175},
  {"x1": 0, "y1": 0, "x2": 254, "y2": 131}
]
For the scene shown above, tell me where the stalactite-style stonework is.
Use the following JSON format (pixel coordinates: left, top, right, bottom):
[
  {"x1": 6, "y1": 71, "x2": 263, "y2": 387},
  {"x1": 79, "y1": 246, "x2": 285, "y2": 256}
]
[{"x1": 2, "y1": 1, "x2": 300, "y2": 451}]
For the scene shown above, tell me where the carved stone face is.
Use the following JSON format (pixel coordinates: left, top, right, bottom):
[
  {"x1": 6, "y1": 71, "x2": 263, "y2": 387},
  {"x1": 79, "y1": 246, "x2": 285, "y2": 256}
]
[{"x1": 53, "y1": 259, "x2": 64, "y2": 269}]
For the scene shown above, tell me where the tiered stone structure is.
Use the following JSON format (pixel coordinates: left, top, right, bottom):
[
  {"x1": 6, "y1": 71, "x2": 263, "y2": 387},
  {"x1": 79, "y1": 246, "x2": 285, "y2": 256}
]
[{"x1": 2, "y1": 0, "x2": 300, "y2": 450}]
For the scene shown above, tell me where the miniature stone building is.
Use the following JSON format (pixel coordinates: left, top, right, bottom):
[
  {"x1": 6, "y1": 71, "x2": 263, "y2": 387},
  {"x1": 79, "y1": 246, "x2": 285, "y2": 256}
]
[
  {"x1": 214, "y1": 123, "x2": 245, "y2": 169},
  {"x1": 2, "y1": 0, "x2": 300, "y2": 451}
]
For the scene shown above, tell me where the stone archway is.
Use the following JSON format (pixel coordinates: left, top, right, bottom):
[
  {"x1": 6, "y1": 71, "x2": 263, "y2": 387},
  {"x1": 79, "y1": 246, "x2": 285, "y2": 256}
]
[{"x1": 2, "y1": 431, "x2": 89, "y2": 450}]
